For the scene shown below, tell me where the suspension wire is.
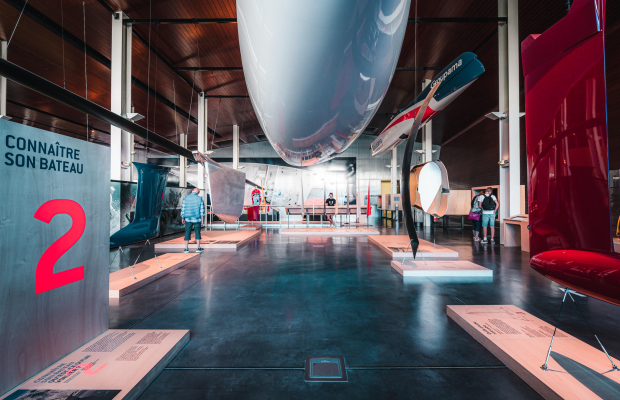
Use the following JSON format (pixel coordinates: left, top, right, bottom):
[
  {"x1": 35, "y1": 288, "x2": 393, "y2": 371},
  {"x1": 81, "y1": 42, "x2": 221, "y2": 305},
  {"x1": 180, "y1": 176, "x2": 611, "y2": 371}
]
[
  {"x1": 4, "y1": 0, "x2": 29, "y2": 57},
  {"x1": 83, "y1": 1, "x2": 89, "y2": 141},
  {"x1": 414, "y1": 0, "x2": 418, "y2": 99},
  {"x1": 210, "y1": 98, "x2": 222, "y2": 150},
  {"x1": 173, "y1": 73, "x2": 178, "y2": 144},
  {"x1": 145, "y1": 0, "x2": 152, "y2": 157},
  {"x1": 152, "y1": 24, "x2": 160, "y2": 135},
  {"x1": 184, "y1": 23, "x2": 200, "y2": 139},
  {"x1": 185, "y1": 71, "x2": 195, "y2": 138},
  {"x1": 60, "y1": 0, "x2": 66, "y2": 88}
]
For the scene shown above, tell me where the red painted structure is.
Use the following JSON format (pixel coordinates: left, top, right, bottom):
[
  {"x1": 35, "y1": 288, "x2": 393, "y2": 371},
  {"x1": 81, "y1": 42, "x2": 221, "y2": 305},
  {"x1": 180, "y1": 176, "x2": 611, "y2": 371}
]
[{"x1": 522, "y1": 0, "x2": 620, "y2": 306}]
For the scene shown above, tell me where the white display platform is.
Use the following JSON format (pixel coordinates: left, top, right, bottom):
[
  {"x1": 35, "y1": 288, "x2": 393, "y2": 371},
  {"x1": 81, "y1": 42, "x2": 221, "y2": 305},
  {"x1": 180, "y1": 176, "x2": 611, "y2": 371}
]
[
  {"x1": 281, "y1": 228, "x2": 380, "y2": 236},
  {"x1": 368, "y1": 235, "x2": 458, "y2": 259},
  {"x1": 109, "y1": 253, "x2": 200, "y2": 298},
  {"x1": 155, "y1": 230, "x2": 260, "y2": 250},
  {"x1": 448, "y1": 305, "x2": 620, "y2": 400},
  {"x1": 1, "y1": 329, "x2": 189, "y2": 400},
  {"x1": 391, "y1": 260, "x2": 492, "y2": 277},
  {"x1": 239, "y1": 224, "x2": 262, "y2": 231}
]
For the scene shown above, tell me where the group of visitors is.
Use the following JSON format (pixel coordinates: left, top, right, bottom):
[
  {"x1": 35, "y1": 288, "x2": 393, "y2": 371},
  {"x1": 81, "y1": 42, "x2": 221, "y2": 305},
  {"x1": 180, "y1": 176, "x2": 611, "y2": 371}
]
[{"x1": 469, "y1": 187, "x2": 499, "y2": 244}]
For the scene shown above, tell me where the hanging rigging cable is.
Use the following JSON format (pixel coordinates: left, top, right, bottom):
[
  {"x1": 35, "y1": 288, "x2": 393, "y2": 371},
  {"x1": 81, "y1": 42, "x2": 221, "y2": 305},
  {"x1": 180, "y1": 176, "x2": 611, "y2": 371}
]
[
  {"x1": 145, "y1": 0, "x2": 152, "y2": 157},
  {"x1": 152, "y1": 24, "x2": 160, "y2": 137},
  {"x1": 3, "y1": 0, "x2": 29, "y2": 57},
  {"x1": 210, "y1": 98, "x2": 221, "y2": 151},
  {"x1": 173, "y1": 73, "x2": 178, "y2": 144},
  {"x1": 60, "y1": 0, "x2": 66, "y2": 88},
  {"x1": 184, "y1": 23, "x2": 200, "y2": 140},
  {"x1": 414, "y1": 0, "x2": 418, "y2": 100},
  {"x1": 185, "y1": 71, "x2": 195, "y2": 139},
  {"x1": 82, "y1": 1, "x2": 89, "y2": 141}
]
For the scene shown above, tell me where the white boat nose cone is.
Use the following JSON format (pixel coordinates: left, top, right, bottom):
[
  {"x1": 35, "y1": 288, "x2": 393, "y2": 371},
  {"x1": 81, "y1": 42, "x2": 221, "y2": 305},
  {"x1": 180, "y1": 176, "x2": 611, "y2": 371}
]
[
  {"x1": 238, "y1": 0, "x2": 411, "y2": 166},
  {"x1": 418, "y1": 163, "x2": 443, "y2": 211}
]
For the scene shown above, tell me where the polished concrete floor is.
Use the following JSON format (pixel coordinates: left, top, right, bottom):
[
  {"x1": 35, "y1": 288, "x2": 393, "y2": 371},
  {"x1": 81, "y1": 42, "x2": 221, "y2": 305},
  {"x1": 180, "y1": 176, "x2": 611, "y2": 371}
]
[{"x1": 109, "y1": 221, "x2": 620, "y2": 399}]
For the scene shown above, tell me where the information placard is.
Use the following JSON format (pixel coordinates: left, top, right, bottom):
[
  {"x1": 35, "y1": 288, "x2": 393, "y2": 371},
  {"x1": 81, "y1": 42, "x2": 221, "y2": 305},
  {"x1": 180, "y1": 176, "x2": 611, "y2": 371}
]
[{"x1": 0, "y1": 120, "x2": 110, "y2": 395}]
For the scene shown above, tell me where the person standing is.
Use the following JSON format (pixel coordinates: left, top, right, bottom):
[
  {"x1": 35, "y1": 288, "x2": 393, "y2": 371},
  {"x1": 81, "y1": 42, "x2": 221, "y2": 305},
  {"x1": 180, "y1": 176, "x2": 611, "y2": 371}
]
[
  {"x1": 325, "y1": 193, "x2": 336, "y2": 226},
  {"x1": 469, "y1": 190, "x2": 483, "y2": 241},
  {"x1": 479, "y1": 187, "x2": 499, "y2": 244},
  {"x1": 181, "y1": 188, "x2": 205, "y2": 253}
]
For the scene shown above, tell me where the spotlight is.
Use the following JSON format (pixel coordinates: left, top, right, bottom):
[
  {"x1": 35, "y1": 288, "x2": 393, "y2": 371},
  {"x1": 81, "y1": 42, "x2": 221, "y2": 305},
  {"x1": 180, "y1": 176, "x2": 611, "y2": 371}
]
[{"x1": 126, "y1": 112, "x2": 145, "y2": 122}]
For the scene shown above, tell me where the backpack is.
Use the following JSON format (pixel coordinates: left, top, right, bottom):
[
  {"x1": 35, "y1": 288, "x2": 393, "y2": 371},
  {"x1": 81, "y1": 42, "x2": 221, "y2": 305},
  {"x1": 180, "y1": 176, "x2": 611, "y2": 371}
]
[
  {"x1": 470, "y1": 197, "x2": 481, "y2": 213},
  {"x1": 481, "y1": 195, "x2": 495, "y2": 211}
]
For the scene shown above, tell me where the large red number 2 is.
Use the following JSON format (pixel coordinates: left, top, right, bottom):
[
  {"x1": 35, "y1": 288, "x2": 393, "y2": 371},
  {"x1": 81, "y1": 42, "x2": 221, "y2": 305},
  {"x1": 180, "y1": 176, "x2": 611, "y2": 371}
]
[{"x1": 34, "y1": 199, "x2": 86, "y2": 295}]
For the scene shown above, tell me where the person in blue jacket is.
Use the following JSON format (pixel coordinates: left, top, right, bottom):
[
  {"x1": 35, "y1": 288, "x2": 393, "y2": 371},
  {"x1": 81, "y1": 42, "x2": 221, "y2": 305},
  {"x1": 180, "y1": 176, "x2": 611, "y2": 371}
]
[{"x1": 181, "y1": 188, "x2": 205, "y2": 253}]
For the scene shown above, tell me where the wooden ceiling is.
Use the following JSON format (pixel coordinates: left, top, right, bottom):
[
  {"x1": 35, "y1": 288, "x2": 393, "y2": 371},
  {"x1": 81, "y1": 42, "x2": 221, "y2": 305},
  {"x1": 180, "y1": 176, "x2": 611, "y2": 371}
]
[{"x1": 0, "y1": 0, "x2": 617, "y2": 155}]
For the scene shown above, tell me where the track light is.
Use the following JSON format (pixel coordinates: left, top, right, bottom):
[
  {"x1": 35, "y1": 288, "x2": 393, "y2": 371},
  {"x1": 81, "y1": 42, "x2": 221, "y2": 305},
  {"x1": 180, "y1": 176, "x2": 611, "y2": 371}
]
[{"x1": 126, "y1": 112, "x2": 145, "y2": 122}]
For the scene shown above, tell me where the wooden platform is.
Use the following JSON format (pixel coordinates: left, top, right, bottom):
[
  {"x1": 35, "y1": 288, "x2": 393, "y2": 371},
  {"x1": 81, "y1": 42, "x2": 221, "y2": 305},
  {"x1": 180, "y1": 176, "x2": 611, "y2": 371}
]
[
  {"x1": 281, "y1": 228, "x2": 380, "y2": 236},
  {"x1": 391, "y1": 260, "x2": 492, "y2": 277},
  {"x1": 1, "y1": 329, "x2": 189, "y2": 400},
  {"x1": 155, "y1": 230, "x2": 260, "y2": 250},
  {"x1": 368, "y1": 235, "x2": 458, "y2": 259},
  {"x1": 109, "y1": 253, "x2": 200, "y2": 298},
  {"x1": 239, "y1": 224, "x2": 262, "y2": 231},
  {"x1": 447, "y1": 305, "x2": 620, "y2": 400}
]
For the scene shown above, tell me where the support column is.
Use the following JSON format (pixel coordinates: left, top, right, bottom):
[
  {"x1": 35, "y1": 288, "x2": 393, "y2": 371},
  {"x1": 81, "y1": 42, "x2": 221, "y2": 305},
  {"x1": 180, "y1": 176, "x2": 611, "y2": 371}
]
[
  {"x1": 111, "y1": 12, "x2": 133, "y2": 181},
  {"x1": 232, "y1": 124, "x2": 239, "y2": 170},
  {"x1": 507, "y1": 0, "x2": 521, "y2": 217},
  {"x1": 498, "y1": 0, "x2": 509, "y2": 242},
  {"x1": 179, "y1": 133, "x2": 187, "y2": 187},
  {"x1": 390, "y1": 147, "x2": 398, "y2": 194},
  {"x1": 498, "y1": 0, "x2": 522, "y2": 243},
  {"x1": 422, "y1": 79, "x2": 432, "y2": 227},
  {"x1": 0, "y1": 40, "x2": 7, "y2": 119},
  {"x1": 197, "y1": 93, "x2": 208, "y2": 198}
]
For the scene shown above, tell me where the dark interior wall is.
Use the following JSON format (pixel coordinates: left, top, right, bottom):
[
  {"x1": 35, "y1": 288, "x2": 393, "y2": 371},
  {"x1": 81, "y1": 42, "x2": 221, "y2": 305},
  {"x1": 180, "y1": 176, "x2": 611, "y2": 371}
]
[
  {"x1": 442, "y1": 2, "x2": 620, "y2": 190},
  {"x1": 440, "y1": 119, "x2": 498, "y2": 190}
]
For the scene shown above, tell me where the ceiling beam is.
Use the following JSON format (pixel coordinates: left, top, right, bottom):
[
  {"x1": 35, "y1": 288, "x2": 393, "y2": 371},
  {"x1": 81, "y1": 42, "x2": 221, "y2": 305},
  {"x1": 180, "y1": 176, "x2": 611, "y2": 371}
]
[
  {"x1": 93, "y1": 0, "x2": 201, "y2": 94},
  {"x1": 206, "y1": 95, "x2": 250, "y2": 99},
  {"x1": 123, "y1": 17, "x2": 508, "y2": 25},
  {"x1": 125, "y1": 18, "x2": 237, "y2": 25},
  {"x1": 408, "y1": 17, "x2": 507, "y2": 23},
  {"x1": 0, "y1": 58, "x2": 194, "y2": 158},
  {"x1": 2, "y1": 0, "x2": 223, "y2": 137},
  {"x1": 8, "y1": 99, "x2": 110, "y2": 134},
  {"x1": 176, "y1": 66, "x2": 243, "y2": 72},
  {"x1": 396, "y1": 67, "x2": 442, "y2": 71}
]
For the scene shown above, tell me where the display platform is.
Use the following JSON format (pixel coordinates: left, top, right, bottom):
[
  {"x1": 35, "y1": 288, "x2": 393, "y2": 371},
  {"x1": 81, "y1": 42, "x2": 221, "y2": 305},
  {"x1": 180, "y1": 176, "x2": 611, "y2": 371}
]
[
  {"x1": 155, "y1": 230, "x2": 260, "y2": 250},
  {"x1": 239, "y1": 224, "x2": 262, "y2": 231},
  {"x1": 447, "y1": 305, "x2": 620, "y2": 400},
  {"x1": 391, "y1": 260, "x2": 492, "y2": 277},
  {"x1": 0, "y1": 329, "x2": 189, "y2": 400},
  {"x1": 109, "y1": 253, "x2": 200, "y2": 298},
  {"x1": 368, "y1": 235, "x2": 458, "y2": 259},
  {"x1": 281, "y1": 228, "x2": 380, "y2": 236},
  {"x1": 614, "y1": 238, "x2": 620, "y2": 253}
]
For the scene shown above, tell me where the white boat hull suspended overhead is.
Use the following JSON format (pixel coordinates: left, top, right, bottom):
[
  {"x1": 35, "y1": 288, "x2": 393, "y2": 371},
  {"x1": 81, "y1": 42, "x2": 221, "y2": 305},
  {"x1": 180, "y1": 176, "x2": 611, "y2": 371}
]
[{"x1": 238, "y1": 0, "x2": 411, "y2": 166}]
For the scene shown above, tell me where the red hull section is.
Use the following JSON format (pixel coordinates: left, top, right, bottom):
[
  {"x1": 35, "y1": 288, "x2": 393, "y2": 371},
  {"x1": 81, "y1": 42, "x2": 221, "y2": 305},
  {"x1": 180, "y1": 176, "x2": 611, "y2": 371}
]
[
  {"x1": 523, "y1": 0, "x2": 618, "y2": 304},
  {"x1": 531, "y1": 250, "x2": 620, "y2": 306},
  {"x1": 523, "y1": 0, "x2": 610, "y2": 257}
]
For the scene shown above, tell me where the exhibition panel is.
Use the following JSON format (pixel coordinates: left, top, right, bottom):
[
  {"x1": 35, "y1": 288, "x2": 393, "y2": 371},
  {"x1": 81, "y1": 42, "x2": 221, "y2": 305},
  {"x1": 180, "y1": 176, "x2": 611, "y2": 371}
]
[{"x1": 0, "y1": 121, "x2": 110, "y2": 395}]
